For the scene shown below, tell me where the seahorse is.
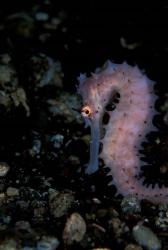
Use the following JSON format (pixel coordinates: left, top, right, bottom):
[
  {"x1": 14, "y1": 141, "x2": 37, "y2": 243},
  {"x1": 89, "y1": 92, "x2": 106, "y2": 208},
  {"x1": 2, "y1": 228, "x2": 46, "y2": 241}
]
[{"x1": 77, "y1": 60, "x2": 168, "y2": 203}]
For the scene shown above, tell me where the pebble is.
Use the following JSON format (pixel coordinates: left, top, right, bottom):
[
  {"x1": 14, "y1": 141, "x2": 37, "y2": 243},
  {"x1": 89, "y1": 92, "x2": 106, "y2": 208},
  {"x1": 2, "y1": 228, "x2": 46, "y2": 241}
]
[
  {"x1": 92, "y1": 249, "x2": 111, "y2": 250},
  {"x1": 0, "y1": 59, "x2": 17, "y2": 89},
  {"x1": 121, "y1": 195, "x2": 141, "y2": 214},
  {"x1": 16, "y1": 200, "x2": 29, "y2": 211},
  {"x1": 109, "y1": 218, "x2": 129, "y2": 237},
  {"x1": 155, "y1": 203, "x2": 168, "y2": 231},
  {"x1": 22, "y1": 247, "x2": 35, "y2": 250},
  {"x1": 11, "y1": 88, "x2": 30, "y2": 116},
  {"x1": 0, "y1": 162, "x2": 10, "y2": 177},
  {"x1": 0, "y1": 238, "x2": 19, "y2": 250},
  {"x1": 15, "y1": 220, "x2": 32, "y2": 233},
  {"x1": 132, "y1": 225, "x2": 161, "y2": 250},
  {"x1": 29, "y1": 139, "x2": 42, "y2": 157},
  {"x1": 68, "y1": 155, "x2": 80, "y2": 165},
  {"x1": 6, "y1": 187, "x2": 19, "y2": 196},
  {"x1": 155, "y1": 215, "x2": 168, "y2": 231},
  {"x1": 164, "y1": 112, "x2": 168, "y2": 125},
  {"x1": 97, "y1": 207, "x2": 119, "y2": 219},
  {"x1": 49, "y1": 189, "x2": 74, "y2": 218},
  {"x1": 63, "y1": 212, "x2": 86, "y2": 245},
  {"x1": 37, "y1": 236, "x2": 60, "y2": 250},
  {"x1": 35, "y1": 12, "x2": 49, "y2": 21},
  {"x1": 50, "y1": 134, "x2": 64, "y2": 149},
  {"x1": 97, "y1": 209, "x2": 108, "y2": 218},
  {"x1": 0, "y1": 56, "x2": 30, "y2": 115},
  {"x1": 33, "y1": 206, "x2": 47, "y2": 224},
  {"x1": 124, "y1": 243, "x2": 143, "y2": 250}
]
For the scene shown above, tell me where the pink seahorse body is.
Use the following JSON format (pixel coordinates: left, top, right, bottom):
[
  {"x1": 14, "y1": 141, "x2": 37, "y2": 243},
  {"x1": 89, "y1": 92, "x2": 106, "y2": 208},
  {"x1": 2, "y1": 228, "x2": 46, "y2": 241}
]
[{"x1": 78, "y1": 61, "x2": 168, "y2": 203}]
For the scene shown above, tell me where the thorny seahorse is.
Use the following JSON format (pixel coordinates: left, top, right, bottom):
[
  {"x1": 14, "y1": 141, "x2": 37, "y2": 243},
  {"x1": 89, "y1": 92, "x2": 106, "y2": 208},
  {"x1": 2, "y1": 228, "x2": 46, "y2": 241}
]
[{"x1": 77, "y1": 60, "x2": 168, "y2": 203}]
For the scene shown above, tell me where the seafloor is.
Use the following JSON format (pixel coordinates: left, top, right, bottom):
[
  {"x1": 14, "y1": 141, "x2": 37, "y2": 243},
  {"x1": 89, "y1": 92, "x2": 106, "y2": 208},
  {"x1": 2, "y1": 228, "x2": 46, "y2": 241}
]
[{"x1": 0, "y1": 1, "x2": 168, "y2": 249}]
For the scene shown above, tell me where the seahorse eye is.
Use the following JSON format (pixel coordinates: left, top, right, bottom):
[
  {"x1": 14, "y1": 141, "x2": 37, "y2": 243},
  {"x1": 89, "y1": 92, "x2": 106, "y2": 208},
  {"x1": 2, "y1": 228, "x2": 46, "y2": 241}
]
[{"x1": 81, "y1": 105, "x2": 92, "y2": 117}]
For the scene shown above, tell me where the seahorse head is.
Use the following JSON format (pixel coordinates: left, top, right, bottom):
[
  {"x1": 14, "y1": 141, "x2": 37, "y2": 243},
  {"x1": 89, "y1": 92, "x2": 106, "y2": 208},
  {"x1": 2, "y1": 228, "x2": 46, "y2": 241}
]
[
  {"x1": 77, "y1": 61, "x2": 119, "y2": 173},
  {"x1": 77, "y1": 74, "x2": 102, "y2": 125},
  {"x1": 77, "y1": 61, "x2": 118, "y2": 125}
]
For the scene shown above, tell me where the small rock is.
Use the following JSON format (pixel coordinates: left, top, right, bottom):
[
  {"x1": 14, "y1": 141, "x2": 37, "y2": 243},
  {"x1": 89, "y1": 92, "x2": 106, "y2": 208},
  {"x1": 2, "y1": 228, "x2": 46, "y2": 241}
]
[
  {"x1": 0, "y1": 59, "x2": 17, "y2": 89},
  {"x1": 0, "y1": 54, "x2": 11, "y2": 64},
  {"x1": 0, "y1": 56, "x2": 30, "y2": 116},
  {"x1": 11, "y1": 88, "x2": 30, "y2": 116},
  {"x1": 158, "y1": 203, "x2": 168, "y2": 212},
  {"x1": 37, "y1": 236, "x2": 59, "y2": 250},
  {"x1": 0, "y1": 238, "x2": 19, "y2": 250},
  {"x1": 68, "y1": 155, "x2": 80, "y2": 165},
  {"x1": 155, "y1": 203, "x2": 168, "y2": 231},
  {"x1": 41, "y1": 11, "x2": 66, "y2": 31},
  {"x1": 108, "y1": 207, "x2": 119, "y2": 218},
  {"x1": 97, "y1": 207, "x2": 119, "y2": 219},
  {"x1": 16, "y1": 200, "x2": 29, "y2": 211},
  {"x1": 121, "y1": 195, "x2": 141, "y2": 214},
  {"x1": 49, "y1": 189, "x2": 74, "y2": 218},
  {"x1": 29, "y1": 139, "x2": 42, "y2": 157},
  {"x1": 35, "y1": 12, "x2": 49, "y2": 21},
  {"x1": 33, "y1": 203, "x2": 47, "y2": 224},
  {"x1": 97, "y1": 209, "x2": 108, "y2": 218},
  {"x1": 63, "y1": 212, "x2": 86, "y2": 245},
  {"x1": 0, "y1": 162, "x2": 10, "y2": 177},
  {"x1": 0, "y1": 215, "x2": 11, "y2": 225},
  {"x1": 155, "y1": 215, "x2": 168, "y2": 231},
  {"x1": 124, "y1": 243, "x2": 143, "y2": 250},
  {"x1": 133, "y1": 225, "x2": 161, "y2": 250},
  {"x1": 92, "y1": 249, "x2": 111, "y2": 250},
  {"x1": 109, "y1": 218, "x2": 129, "y2": 237},
  {"x1": 50, "y1": 134, "x2": 64, "y2": 149},
  {"x1": 15, "y1": 220, "x2": 32, "y2": 233},
  {"x1": 22, "y1": 247, "x2": 36, "y2": 250},
  {"x1": 164, "y1": 112, "x2": 168, "y2": 125},
  {"x1": 6, "y1": 187, "x2": 19, "y2": 196}
]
